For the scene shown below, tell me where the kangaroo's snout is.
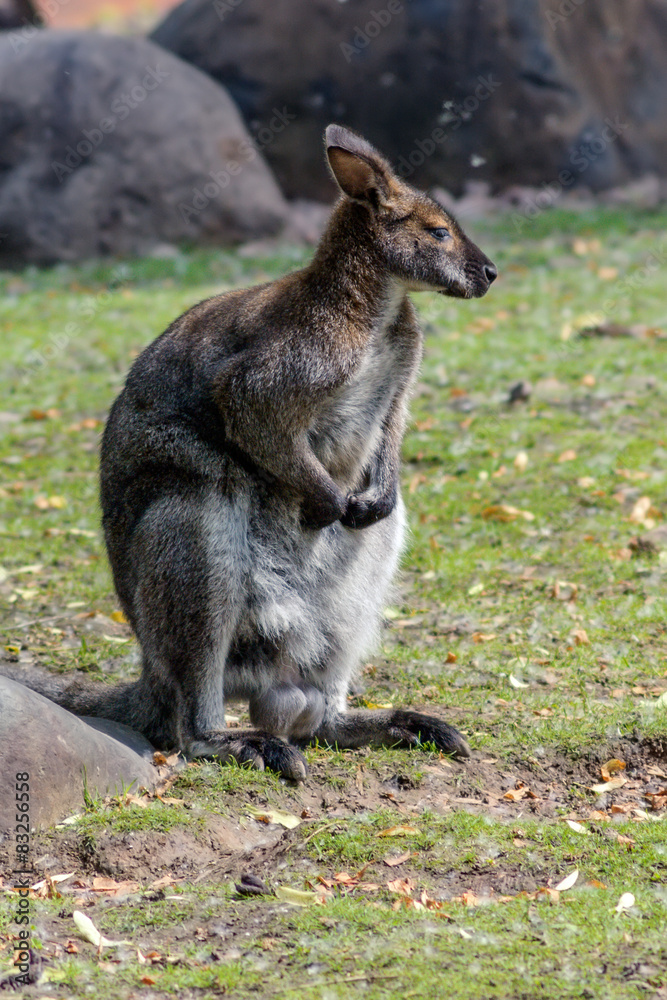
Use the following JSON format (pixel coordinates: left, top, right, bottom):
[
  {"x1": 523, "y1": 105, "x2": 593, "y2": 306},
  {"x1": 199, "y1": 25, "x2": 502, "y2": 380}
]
[{"x1": 484, "y1": 262, "x2": 498, "y2": 286}]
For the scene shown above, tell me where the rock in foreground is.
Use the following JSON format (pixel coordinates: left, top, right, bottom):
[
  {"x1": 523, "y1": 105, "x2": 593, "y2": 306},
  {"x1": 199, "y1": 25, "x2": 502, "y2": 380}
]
[{"x1": 0, "y1": 676, "x2": 158, "y2": 832}]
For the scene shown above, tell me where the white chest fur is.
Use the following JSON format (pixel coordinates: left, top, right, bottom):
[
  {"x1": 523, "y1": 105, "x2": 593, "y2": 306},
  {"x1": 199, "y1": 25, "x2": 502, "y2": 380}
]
[{"x1": 309, "y1": 286, "x2": 406, "y2": 486}]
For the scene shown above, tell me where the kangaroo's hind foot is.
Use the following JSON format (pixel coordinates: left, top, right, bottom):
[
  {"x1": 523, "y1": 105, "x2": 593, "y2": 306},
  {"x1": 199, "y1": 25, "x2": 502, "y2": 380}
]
[{"x1": 188, "y1": 730, "x2": 308, "y2": 781}]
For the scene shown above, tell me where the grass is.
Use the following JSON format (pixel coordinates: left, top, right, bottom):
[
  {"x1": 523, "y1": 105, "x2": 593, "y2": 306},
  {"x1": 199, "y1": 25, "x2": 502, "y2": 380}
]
[{"x1": 1, "y1": 204, "x2": 667, "y2": 998}]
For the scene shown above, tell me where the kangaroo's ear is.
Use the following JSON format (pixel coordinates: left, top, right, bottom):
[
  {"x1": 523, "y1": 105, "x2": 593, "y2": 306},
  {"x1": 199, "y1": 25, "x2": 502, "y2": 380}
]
[{"x1": 325, "y1": 124, "x2": 396, "y2": 210}]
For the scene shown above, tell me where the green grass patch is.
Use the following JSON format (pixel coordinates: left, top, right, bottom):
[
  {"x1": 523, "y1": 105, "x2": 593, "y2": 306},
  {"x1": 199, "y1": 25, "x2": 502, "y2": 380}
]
[{"x1": 2, "y1": 205, "x2": 667, "y2": 998}]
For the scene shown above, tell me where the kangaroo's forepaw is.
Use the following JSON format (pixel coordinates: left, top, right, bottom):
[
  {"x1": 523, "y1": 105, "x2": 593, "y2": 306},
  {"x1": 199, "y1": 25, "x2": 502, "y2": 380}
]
[
  {"x1": 189, "y1": 730, "x2": 308, "y2": 781},
  {"x1": 385, "y1": 711, "x2": 470, "y2": 758},
  {"x1": 340, "y1": 489, "x2": 396, "y2": 529}
]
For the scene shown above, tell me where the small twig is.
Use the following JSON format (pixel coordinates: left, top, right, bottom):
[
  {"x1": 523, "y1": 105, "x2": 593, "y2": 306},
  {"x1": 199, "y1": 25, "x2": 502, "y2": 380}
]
[
  {"x1": 294, "y1": 820, "x2": 339, "y2": 848},
  {"x1": 290, "y1": 972, "x2": 399, "y2": 992},
  {"x1": 11, "y1": 614, "x2": 71, "y2": 630}
]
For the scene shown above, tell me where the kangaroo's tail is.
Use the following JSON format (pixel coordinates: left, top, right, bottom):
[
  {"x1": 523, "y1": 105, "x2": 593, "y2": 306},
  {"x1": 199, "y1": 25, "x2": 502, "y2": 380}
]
[{"x1": 0, "y1": 663, "x2": 147, "y2": 731}]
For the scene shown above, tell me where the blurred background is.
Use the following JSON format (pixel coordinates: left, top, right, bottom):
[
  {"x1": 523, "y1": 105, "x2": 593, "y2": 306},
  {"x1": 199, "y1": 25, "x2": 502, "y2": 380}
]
[{"x1": 0, "y1": 0, "x2": 666, "y2": 265}]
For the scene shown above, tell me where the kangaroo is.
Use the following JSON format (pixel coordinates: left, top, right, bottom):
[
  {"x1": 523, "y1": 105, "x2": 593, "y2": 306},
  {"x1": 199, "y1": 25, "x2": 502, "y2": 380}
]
[{"x1": 2, "y1": 126, "x2": 496, "y2": 780}]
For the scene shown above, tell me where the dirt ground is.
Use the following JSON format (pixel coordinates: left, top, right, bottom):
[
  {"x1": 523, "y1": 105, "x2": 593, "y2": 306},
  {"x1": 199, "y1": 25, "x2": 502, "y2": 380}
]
[{"x1": 3, "y1": 736, "x2": 665, "y2": 887}]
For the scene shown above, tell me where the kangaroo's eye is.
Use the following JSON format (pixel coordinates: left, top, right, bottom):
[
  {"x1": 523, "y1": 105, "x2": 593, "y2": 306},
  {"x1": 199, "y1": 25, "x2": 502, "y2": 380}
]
[{"x1": 429, "y1": 227, "x2": 450, "y2": 241}]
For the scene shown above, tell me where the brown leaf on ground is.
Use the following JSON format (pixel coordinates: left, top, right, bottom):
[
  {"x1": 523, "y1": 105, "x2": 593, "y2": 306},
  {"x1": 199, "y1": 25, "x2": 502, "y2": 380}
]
[
  {"x1": 504, "y1": 781, "x2": 537, "y2": 801},
  {"x1": 386, "y1": 878, "x2": 415, "y2": 897},
  {"x1": 578, "y1": 321, "x2": 667, "y2": 340},
  {"x1": 629, "y1": 496, "x2": 660, "y2": 526},
  {"x1": 589, "y1": 777, "x2": 627, "y2": 794},
  {"x1": 91, "y1": 877, "x2": 140, "y2": 896},
  {"x1": 601, "y1": 759, "x2": 626, "y2": 781},
  {"x1": 383, "y1": 852, "x2": 412, "y2": 868},
  {"x1": 588, "y1": 810, "x2": 611, "y2": 822},
  {"x1": 645, "y1": 790, "x2": 667, "y2": 811},
  {"x1": 482, "y1": 504, "x2": 534, "y2": 522},
  {"x1": 454, "y1": 890, "x2": 482, "y2": 907}
]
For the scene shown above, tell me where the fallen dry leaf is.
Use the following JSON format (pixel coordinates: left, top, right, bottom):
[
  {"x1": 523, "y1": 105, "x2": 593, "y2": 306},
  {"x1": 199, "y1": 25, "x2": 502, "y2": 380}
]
[
  {"x1": 504, "y1": 782, "x2": 533, "y2": 802},
  {"x1": 629, "y1": 496, "x2": 660, "y2": 526},
  {"x1": 565, "y1": 820, "x2": 590, "y2": 835},
  {"x1": 601, "y1": 759, "x2": 626, "y2": 781},
  {"x1": 73, "y1": 910, "x2": 130, "y2": 948},
  {"x1": 386, "y1": 878, "x2": 415, "y2": 897},
  {"x1": 558, "y1": 449, "x2": 577, "y2": 463},
  {"x1": 482, "y1": 504, "x2": 534, "y2": 522},
  {"x1": 383, "y1": 852, "x2": 412, "y2": 868},
  {"x1": 614, "y1": 892, "x2": 635, "y2": 914},
  {"x1": 554, "y1": 869, "x2": 579, "y2": 892},
  {"x1": 91, "y1": 877, "x2": 140, "y2": 896},
  {"x1": 275, "y1": 886, "x2": 325, "y2": 907},
  {"x1": 610, "y1": 803, "x2": 633, "y2": 815},
  {"x1": 456, "y1": 890, "x2": 481, "y2": 907},
  {"x1": 246, "y1": 806, "x2": 301, "y2": 830},
  {"x1": 597, "y1": 266, "x2": 618, "y2": 281},
  {"x1": 552, "y1": 580, "x2": 578, "y2": 602},
  {"x1": 377, "y1": 825, "x2": 420, "y2": 838},
  {"x1": 589, "y1": 777, "x2": 627, "y2": 794},
  {"x1": 573, "y1": 628, "x2": 590, "y2": 646},
  {"x1": 645, "y1": 791, "x2": 667, "y2": 811},
  {"x1": 588, "y1": 810, "x2": 611, "y2": 822}
]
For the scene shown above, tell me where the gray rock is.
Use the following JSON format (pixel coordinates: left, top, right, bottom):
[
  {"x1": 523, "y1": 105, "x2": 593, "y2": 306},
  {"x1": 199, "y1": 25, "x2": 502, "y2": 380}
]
[
  {"x1": 152, "y1": 0, "x2": 667, "y2": 200},
  {"x1": 0, "y1": 676, "x2": 158, "y2": 832},
  {"x1": 0, "y1": 30, "x2": 289, "y2": 265}
]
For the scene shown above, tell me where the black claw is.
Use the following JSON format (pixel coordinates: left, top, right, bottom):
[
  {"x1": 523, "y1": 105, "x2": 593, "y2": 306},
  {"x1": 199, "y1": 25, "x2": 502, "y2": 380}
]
[
  {"x1": 341, "y1": 486, "x2": 397, "y2": 530},
  {"x1": 191, "y1": 731, "x2": 308, "y2": 780},
  {"x1": 260, "y1": 737, "x2": 309, "y2": 781},
  {"x1": 387, "y1": 711, "x2": 470, "y2": 759}
]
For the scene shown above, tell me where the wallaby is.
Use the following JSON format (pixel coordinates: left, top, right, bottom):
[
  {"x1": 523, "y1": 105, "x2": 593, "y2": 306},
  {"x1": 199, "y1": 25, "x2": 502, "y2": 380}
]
[{"x1": 3, "y1": 126, "x2": 496, "y2": 780}]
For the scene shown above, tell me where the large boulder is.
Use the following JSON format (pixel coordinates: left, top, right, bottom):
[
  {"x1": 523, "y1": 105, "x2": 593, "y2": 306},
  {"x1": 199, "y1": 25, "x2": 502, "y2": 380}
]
[
  {"x1": 152, "y1": 0, "x2": 667, "y2": 200},
  {"x1": 0, "y1": 676, "x2": 158, "y2": 832},
  {"x1": 0, "y1": 30, "x2": 289, "y2": 265}
]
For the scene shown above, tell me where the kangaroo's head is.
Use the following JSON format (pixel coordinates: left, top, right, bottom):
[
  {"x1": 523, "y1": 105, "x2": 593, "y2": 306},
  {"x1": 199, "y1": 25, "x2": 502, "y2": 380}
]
[{"x1": 325, "y1": 125, "x2": 497, "y2": 299}]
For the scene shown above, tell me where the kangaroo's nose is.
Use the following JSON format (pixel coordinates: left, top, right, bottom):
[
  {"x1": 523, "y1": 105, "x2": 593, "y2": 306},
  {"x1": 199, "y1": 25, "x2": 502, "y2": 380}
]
[{"x1": 484, "y1": 262, "x2": 498, "y2": 285}]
